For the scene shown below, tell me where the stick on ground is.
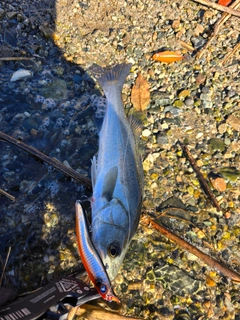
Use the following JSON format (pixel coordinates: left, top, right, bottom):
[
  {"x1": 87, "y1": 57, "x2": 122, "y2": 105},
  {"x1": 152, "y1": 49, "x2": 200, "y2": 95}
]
[
  {"x1": 0, "y1": 188, "x2": 15, "y2": 201},
  {"x1": 0, "y1": 247, "x2": 11, "y2": 286},
  {"x1": 0, "y1": 57, "x2": 35, "y2": 61},
  {"x1": 221, "y1": 42, "x2": 240, "y2": 65},
  {"x1": 75, "y1": 304, "x2": 142, "y2": 320},
  {"x1": 192, "y1": 0, "x2": 240, "y2": 17},
  {"x1": 0, "y1": 131, "x2": 92, "y2": 190},
  {"x1": 197, "y1": 0, "x2": 240, "y2": 59},
  {"x1": 178, "y1": 141, "x2": 222, "y2": 212},
  {"x1": 141, "y1": 215, "x2": 240, "y2": 282}
]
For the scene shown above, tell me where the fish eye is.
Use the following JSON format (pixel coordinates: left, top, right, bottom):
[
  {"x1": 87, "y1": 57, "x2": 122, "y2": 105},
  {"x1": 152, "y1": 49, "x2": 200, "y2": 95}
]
[
  {"x1": 108, "y1": 243, "x2": 120, "y2": 258},
  {"x1": 100, "y1": 284, "x2": 107, "y2": 293}
]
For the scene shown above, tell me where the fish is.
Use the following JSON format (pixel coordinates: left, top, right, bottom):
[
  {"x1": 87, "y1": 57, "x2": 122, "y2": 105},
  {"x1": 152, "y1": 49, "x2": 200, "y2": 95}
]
[
  {"x1": 75, "y1": 200, "x2": 120, "y2": 303},
  {"x1": 90, "y1": 63, "x2": 144, "y2": 281}
]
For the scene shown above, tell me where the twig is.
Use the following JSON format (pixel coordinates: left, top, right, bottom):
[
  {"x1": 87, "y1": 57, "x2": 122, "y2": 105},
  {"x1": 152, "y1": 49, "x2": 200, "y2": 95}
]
[
  {"x1": 0, "y1": 131, "x2": 92, "y2": 190},
  {"x1": 0, "y1": 247, "x2": 11, "y2": 286},
  {"x1": 197, "y1": 0, "x2": 240, "y2": 59},
  {"x1": 0, "y1": 57, "x2": 35, "y2": 61},
  {"x1": 220, "y1": 42, "x2": 240, "y2": 65},
  {"x1": 178, "y1": 40, "x2": 195, "y2": 52},
  {"x1": 178, "y1": 141, "x2": 222, "y2": 212},
  {"x1": 192, "y1": 0, "x2": 240, "y2": 17},
  {"x1": 76, "y1": 304, "x2": 143, "y2": 319},
  {"x1": 141, "y1": 215, "x2": 240, "y2": 282},
  {"x1": 0, "y1": 188, "x2": 15, "y2": 201}
]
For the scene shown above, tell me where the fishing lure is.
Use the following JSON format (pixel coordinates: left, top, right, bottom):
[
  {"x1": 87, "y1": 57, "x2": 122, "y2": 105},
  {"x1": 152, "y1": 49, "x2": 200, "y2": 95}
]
[{"x1": 75, "y1": 200, "x2": 120, "y2": 303}]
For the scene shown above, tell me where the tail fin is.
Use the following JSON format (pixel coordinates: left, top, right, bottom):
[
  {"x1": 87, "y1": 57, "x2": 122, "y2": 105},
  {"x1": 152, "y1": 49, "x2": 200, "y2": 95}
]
[{"x1": 90, "y1": 63, "x2": 132, "y2": 96}]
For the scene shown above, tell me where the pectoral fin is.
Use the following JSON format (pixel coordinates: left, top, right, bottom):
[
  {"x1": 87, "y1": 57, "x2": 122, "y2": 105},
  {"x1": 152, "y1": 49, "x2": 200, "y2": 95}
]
[
  {"x1": 102, "y1": 166, "x2": 118, "y2": 201},
  {"x1": 91, "y1": 156, "x2": 97, "y2": 188}
]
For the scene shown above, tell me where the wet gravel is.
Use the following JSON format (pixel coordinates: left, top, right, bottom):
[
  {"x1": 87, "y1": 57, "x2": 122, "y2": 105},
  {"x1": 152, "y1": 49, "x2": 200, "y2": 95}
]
[{"x1": 0, "y1": 0, "x2": 240, "y2": 319}]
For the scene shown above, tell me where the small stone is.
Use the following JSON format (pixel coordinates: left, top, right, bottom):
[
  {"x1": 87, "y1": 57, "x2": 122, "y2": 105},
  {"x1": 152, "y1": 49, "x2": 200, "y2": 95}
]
[
  {"x1": 218, "y1": 123, "x2": 227, "y2": 134},
  {"x1": 220, "y1": 167, "x2": 240, "y2": 182},
  {"x1": 206, "y1": 276, "x2": 216, "y2": 287},
  {"x1": 230, "y1": 141, "x2": 240, "y2": 152},
  {"x1": 21, "y1": 215, "x2": 29, "y2": 223},
  {"x1": 196, "y1": 159, "x2": 204, "y2": 167},
  {"x1": 191, "y1": 36, "x2": 205, "y2": 49},
  {"x1": 184, "y1": 97, "x2": 194, "y2": 106},
  {"x1": 157, "y1": 134, "x2": 168, "y2": 145},
  {"x1": 143, "y1": 153, "x2": 154, "y2": 171},
  {"x1": 226, "y1": 112, "x2": 240, "y2": 131},
  {"x1": 0, "y1": 8, "x2": 5, "y2": 19},
  {"x1": 208, "y1": 138, "x2": 225, "y2": 152},
  {"x1": 142, "y1": 129, "x2": 151, "y2": 137},
  {"x1": 6, "y1": 11, "x2": 17, "y2": 19},
  {"x1": 187, "y1": 186, "x2": 194, "y2": 194},
  {"x1": 209, "y1": 175, "x2": 226, "y2": 192},
  {"x1": 162, "y1": 122, "x2": 169, "y2": 129},
  {"x1": 173, "y1": 100, "x2": 185, "y2": 108},
  {"x1": 43, "y1": 255, "x2": 49, "y2": 263},
  {"x1": 196, "y1": 132, "x2": 203, "y2": 139},
  {"x1": 30, "y1": 128, "x2": 38, "y2": 136},
  {"x1": 178, "y1": 89, "x2": 190, "y2": 99},
  {"x1": 195, "y1": 73, "x2": 206, "y2": 85},
  {"x1": 39, "y1": 25, "x2": 55, "y2": 39},
  {"x1": 172, "y1": 19, "x2": 181, "y2": 29},
  {"x1": 200, "y1": 93, "x2": 212, "y2": 101},
  {"x1": 194, "y1": 24, "x2": 204, "y2": 36},
  {"x1": 186, "y1": 253, "x2": 198, "y2": 261}
]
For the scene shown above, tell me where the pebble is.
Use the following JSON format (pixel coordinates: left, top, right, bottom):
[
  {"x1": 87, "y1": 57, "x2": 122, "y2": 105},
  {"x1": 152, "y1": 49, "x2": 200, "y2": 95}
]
[
  {"x1": 6, "y1": 11, "x2": 17, "y2": 19},
  {"x1": 208, "y1": 138, "x2": 225, "y2": 152},
  {"x1": 184, "y1": 97, "x2": 194, "y2": 106},
  {"x1": 178, "y1": 89, "x2": 190, "y2": 99},
  {"x1": 209, "y1": 174, "x2": 226, "y2": 192},
  {"x1": 191, "y1": 36, "x2": 205, "y2": 49},
  {"x1": 157, "y1": 134, "x2": 168, "y2": 145},
  {"x1": 220, "y1": 167, "x2": 240, "y2": 182},
  {"x1": 194, "y1": 24, "x2": 204, "y2": 36},
  {"x1": 218, "y1": 123, "x2": 227, "y2": 134},
  {"x1": 205, "y1": 276, "x2": 216, "y2": 287},
  {"x1": 226, "y1": 112, "x2": 240, "y2": 131},
  {"x1": 0, "y1": 8, "x2": 5, "y2": 19},
  {"x1": 142, "y1": 129, "x2": 152, "y2": 137},
  {"x1": 10, "y1": 69, "x2": 32, "y2": 82}
]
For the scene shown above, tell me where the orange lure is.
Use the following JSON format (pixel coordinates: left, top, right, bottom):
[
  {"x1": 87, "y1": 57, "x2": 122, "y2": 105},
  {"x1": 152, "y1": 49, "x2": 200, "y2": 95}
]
[{"x1": 152, "y1": 51, "x2": 184, "y2": 63}]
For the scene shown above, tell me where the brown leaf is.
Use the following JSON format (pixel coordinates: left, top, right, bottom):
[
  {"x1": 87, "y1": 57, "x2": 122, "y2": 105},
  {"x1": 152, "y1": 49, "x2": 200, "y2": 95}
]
[{"x1": 131, "y1": 73, "x2": 150, "y2": 111}]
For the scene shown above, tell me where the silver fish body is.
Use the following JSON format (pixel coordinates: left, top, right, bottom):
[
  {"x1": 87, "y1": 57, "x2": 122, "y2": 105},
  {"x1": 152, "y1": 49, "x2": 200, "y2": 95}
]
[{"x1": 90, "y1": 63, "x2": 144, "y2": 281}]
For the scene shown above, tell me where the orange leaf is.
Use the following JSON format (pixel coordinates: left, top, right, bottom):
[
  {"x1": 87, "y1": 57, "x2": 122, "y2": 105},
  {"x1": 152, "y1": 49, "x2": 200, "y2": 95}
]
[
  {"x1": 152, "y1": 51, "x2": 183, "y2": 63},
  {"x1": 218, "y1": 0, "x2": 232, "y2": 5},
  {"x1": 131, "y1": 73, "x2": 150, "y2": 111}
]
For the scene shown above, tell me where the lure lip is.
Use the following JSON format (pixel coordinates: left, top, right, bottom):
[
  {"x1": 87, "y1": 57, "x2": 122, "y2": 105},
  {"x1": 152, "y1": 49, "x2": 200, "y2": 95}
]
[{"x1": 75, "y1": 200, "x2": 120, "y2": 304}]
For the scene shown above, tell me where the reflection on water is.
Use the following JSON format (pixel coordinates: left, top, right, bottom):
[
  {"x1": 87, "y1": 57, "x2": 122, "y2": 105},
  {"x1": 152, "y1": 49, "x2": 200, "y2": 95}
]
[{"x1": 0, "y1": 57, "x2": 103, "y2": 291}]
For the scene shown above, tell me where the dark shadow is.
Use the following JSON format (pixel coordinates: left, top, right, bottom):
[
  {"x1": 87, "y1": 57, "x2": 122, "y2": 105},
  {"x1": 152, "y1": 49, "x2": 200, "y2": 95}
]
[{"x1": 0, "y1": 0, "x2": 100, "y2": 296}]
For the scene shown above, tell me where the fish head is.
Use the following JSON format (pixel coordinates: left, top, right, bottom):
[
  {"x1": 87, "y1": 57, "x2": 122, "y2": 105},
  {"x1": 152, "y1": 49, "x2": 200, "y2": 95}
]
[{"x1": 92, "y1": 198, "x2": 130, "y2": 281}]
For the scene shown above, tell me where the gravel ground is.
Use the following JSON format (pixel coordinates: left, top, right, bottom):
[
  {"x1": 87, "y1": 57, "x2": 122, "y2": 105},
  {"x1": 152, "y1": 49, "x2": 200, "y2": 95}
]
[{"x1": 0, "y1": 0, "x2": 240, "y2": 319}]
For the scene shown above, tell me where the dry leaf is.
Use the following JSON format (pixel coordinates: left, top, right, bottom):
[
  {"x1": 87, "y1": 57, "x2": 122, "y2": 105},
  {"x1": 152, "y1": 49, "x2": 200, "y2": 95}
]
[
  {"x1": 131, "y1": 73, "x2": 150, "y2": 111},
  {"x1": 152, "y1": 50, "x2": 183, "y2": 63}
]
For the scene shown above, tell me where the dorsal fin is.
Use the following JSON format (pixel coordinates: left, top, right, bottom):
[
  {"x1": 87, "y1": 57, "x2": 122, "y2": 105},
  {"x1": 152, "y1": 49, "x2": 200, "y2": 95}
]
[{"x1": 102, "y1": 166, "x2": 118, "y2": 202}]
